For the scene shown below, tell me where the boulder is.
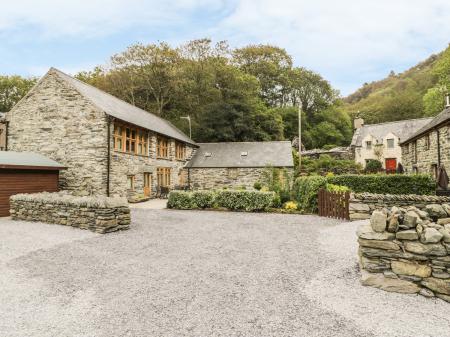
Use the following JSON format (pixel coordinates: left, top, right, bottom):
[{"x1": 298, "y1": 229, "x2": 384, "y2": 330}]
[
  {"x1": 403, "y1": 211, "x2": 419, "y2": 228},
  {"x1": 439, "y1": 228, "x2": 450, "y2": 243},
  {"x1": 361, "y1": 270, "x2": 420, "y2": 293},
  {"x1": 437, "y1": 218, "x2": 450, "y2": 225},
  {"x1": 358, "y1": 238, "x2": 400, "y2": 251},
  {"x1": 357, "y1": 223, "x2": 395, "y2": 240},
  {"x1": 420, "y1": 228, "x2": 444, "y2": 244},
  {"x1": 350, "y1": 203, "x2": 370, "y2": 212},
  {"x1": 391, "y1": 260, "x2": 431, "y2": 278},
  {"x1": 370, "y1": 211, "x2": 387, "y2": 232},
  {"x1": 442, "y1": 204, "x2": 450, "y2": 216},
  {"x1": 421, "y1": 277, "x2": 450, "y2": 295},
  {"x1": 396, "y1": 230, "x2": 419, "y2": 241},
  {"x1": 360, "y1": 256, "x2": 390, "y2": 272},
  {"x1": 387, "y1": 214, "x2": 400, "y2": 233},
  {"x1": 360, "y1": 247, "x2": 428, "y2": 260},
  {"x1": 404, "y1": 241, "x2": 447, "y2": 256},
  {"x1": 425, "y1": 204, "x2": 447, "y2": 219}
]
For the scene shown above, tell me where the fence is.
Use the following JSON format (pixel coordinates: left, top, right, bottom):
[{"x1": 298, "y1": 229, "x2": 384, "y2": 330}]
[{"x1": 318, "y1": 188, "x2": 350, "y2": 220}]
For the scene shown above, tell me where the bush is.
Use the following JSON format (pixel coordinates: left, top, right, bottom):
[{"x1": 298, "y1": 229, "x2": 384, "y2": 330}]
[
  {"x1": 253, "y1": 182, "x2": 262, "y2": 190},
  {"x1": 293, "y1": 176, "x2": 327, "y2": 213},
  {"x1": 272, "y1": 193, "x2": 282, "y2": 208},
  {"x1": 167, "y1": 191, "x2": 196, "y2": 209},
  {"x1": 300, "y1": 155, "x2": 362, "y2": 176},
  {"x1": 365, "y1": 159, "x2": 382, "y2": 173},
  {"x1": 215, "y1": 190, "x2": 275, "y2": 211},
  {"x1": 192, "y1": 191, "x2": 215, "y2": 209},
  {"x1": 326, "y1": 183, "x2": 350, "y2": 193},
  {"x1": 327, "y1": 174, "x2": 436, "y2": 195}
]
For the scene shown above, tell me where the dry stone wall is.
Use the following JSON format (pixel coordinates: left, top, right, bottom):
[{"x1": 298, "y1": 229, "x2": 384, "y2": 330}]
[
  {"x1": 357, "y1": 203, "x2": 450, "y2": 302},
  {"x1": 10, "y1": 192, "x2": 130, "y2": 234},
  {"x1": 350, "y1": 193, "x2": 450, "y2": 220}
]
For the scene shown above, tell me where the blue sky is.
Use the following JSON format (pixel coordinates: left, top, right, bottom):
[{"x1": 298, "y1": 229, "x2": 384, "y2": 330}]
[{"x1": 1, "y1": 0, "x2": 449, "y2": 96}]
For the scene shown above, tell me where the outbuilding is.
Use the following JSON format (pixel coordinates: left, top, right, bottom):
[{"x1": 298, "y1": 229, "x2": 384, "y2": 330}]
[{"x1": 0, "y1": 151, "x2": 65, "y2": 216}]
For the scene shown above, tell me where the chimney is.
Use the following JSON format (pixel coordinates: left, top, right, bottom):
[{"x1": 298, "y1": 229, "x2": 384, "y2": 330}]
[
  {"x1": 446, "y1": 93, "x2": 450, "y2": 108},
  {"x1": 354, "y1": 118, "x2": 364, "y2": 130}
]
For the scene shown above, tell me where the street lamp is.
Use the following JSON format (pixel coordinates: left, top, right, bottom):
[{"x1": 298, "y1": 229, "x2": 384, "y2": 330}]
[
  {"x1": 298, "y1": 104, "x2": 302, "y2": 172},
  {"x1": 180, "y1": 115, "x2": 192, "y2": 139}
]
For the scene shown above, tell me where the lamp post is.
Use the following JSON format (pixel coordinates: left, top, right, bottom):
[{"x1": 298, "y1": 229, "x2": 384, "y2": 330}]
[
  {"x1": 298, "y1": 104, "x2": 302, "y2": 173},
  {"x1": 181, "y1": 115, "x2": 192, "y2": 139}
]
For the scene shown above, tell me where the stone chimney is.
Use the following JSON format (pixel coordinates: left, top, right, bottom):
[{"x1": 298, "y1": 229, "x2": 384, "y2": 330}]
[{"x1": 354, "y1": 118, "x2": 364, "y2": 130}]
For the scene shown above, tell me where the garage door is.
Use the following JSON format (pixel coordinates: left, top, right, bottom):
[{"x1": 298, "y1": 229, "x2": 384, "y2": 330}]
[{"x1": 0, "y1": 169, "x2": 59, "y2": 217}]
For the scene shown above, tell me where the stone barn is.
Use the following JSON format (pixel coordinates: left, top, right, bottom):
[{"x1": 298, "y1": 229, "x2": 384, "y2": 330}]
[{"x1": 185, "y1": 141, "x2": 294, "y2": 190}]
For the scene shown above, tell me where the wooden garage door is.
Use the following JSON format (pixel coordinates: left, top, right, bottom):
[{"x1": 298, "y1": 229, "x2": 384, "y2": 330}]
[{"x1": 0, "y1": 169, "x2": 59, "y2": 217}]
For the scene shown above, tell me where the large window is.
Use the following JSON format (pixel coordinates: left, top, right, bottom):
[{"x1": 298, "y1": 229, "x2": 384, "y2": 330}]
[
  {"x1": 175, "y1": 142, "x2": 186, "y2": 160},
  {"x1": 113, "y1": 122, "x2": 148, "y2": 156},
  {"x1": 157, "y1": 167, "x2": 171, "y2": 187},
  {"x1": 157, "y1": 137, "x2": 169, "y2": 158}
]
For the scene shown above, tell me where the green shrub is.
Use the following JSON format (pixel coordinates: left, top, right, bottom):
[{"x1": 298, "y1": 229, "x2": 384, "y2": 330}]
[
  {"x1": 191, "y1": 190, "x2": 215, "y2": 209},
  {"x1": 293, "y1": 176, "x2": 327, "y2": 213},
  {"x1": 215, "y1": 190, "x2": 275, "y2": 211},
  {"x1": 167, "y1": 191, "x2": 196, "y2": 209},
  {"x1": 365, "y1": 159, "x2": 382, "y2": 173},
  {"x1": 327, "y1": 174, "x2": 436, "y2": 195},
  {"x1": 253, "y1": 182, "x2": 262, "y2": 190},
  {"x1": 299, "y1": 155, "x2": 362, "y2": 176},
  {"x1": 272, "y1": 193, "x2": 282, "y2": 208},
  {"x1": 326, "y1": 183, "x2": 350, "y2": 193}
]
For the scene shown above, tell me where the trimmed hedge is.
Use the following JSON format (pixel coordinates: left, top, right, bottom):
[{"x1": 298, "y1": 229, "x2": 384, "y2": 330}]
[
  {"x1": 167, "y1": 190, "x2": 275, "y2": 212},
  {"x1": 327, "y1": 174, "x2": 436, "y2": 195},
  {"x1": 293, "y1": 174, "x2": 436, "y2": 213}
]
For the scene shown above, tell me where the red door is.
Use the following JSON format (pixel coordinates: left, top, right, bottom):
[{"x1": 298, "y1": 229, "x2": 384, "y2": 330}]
[{"x1": 385, "y1": 158, "x2": 397, "y2": 173}]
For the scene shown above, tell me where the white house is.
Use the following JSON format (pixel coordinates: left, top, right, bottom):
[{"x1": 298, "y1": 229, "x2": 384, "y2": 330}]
[{"x1": 350, "y1": 117, "x2": 433, "y2": 171}]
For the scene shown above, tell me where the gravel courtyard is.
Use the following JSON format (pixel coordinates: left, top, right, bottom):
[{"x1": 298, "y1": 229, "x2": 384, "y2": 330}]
[{"x1": 1, "y1": 209, "x2": 449, "y2": 337}]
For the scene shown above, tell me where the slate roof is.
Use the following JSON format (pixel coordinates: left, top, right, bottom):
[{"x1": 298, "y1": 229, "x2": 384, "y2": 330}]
[
  {"x1": 350, "y1": 117, "x2": 433, "y2": 147},
  {"x1": 401, "y1": 106, "x2": 450, "y2": 144},
  {"x1": 186, "y1": 141, "x2": 294, "y2": 168},
  {"x1": 51, "y1": 68, "x2": 196, "y2": 146},
  {"x1": 0, "y1": 151, "x2": 65, "y2": 169}
]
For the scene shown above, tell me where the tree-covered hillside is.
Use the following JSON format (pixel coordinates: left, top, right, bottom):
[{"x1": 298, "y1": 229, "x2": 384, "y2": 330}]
[{"x1": 344, "y1": 44, "x2": 450, "y2": 124}]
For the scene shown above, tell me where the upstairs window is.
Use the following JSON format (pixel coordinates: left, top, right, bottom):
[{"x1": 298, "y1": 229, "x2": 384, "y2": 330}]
[
  {"x1": 113, "y1": 122, "x2": 148, "y2": 156},
  {"x1": 175, "y1": 142, "x2": 186, "y2": 160},
  {"x1": 157, "y1": 137, "x2": 169, "y2": 158},
  {"x1": 366, "y1": 141, "x2": 372, "y2": 150},
  {"x1": 387, "y1": 138, "x2": 394, "y2": 149},
  {"x1": 425, "y1": 135, "x2": 430, "y2": 150}
]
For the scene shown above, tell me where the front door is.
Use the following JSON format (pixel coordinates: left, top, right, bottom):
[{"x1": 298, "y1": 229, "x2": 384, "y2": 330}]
[
  {"x1": 385, "y1": 158, "x2": 397, "y2": 173},
  {"x1": 144, "y1": 173, "x2": 151, "y2": 197}
]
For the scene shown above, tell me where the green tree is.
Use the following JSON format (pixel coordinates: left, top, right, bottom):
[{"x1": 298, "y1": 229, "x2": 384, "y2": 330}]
[{"x1": 0, "y1": 75, "x2": 37, "y2": 112}]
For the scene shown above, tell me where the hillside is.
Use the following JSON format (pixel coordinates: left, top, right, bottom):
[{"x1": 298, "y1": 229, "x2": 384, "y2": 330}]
[{"x1": 344, "y1": 45, "x2": 449, "y2": 124}]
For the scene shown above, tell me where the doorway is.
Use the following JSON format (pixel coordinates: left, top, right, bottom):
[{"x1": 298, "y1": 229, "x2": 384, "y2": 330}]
[{"x1": 144, "y1": 173, "x2": 152, "y2": 197}]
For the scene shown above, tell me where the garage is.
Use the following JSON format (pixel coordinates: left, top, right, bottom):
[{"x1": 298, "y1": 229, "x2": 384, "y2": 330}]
[{"x1": 0, "y1": 151, "x2": 65, "y2": 217}]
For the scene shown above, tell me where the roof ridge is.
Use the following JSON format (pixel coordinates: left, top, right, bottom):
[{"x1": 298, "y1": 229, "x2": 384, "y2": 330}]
[{"x1": 361, "y1": 117, "x2": 433, "y2": 128}]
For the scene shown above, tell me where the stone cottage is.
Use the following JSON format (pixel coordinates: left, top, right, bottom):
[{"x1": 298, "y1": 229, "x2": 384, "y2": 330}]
[
  {"x1": 351, "y1": 117, "x2": 432, "y2": 171},
  {"x1": 401, "y1": 101, "x2": 450, "y2": 186},
  {"x1": 4, "y1": 68, "x2": 197, "y2": 198},
  {"x1": 185, "y1": 141, "x2": 294, "y2": 190}
]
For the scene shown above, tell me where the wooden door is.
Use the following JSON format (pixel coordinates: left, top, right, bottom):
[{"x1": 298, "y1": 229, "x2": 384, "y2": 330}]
[
  {"x1": 385, "y1": 158, "x2": 397, "y2": 173},
  {"x1": 143, "y1": 173, "x2": 151, "y2": 197}
]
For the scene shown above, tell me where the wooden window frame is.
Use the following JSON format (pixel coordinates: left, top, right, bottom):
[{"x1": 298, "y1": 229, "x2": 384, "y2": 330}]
[
  {"x1": 157, "y1": 136, "x2": 169, "y2": 159},
  {"x1": 113, "y1": 122, "x2": 148, "y2": 156},
  {"x1": 175, "y1": 142, "x2": 186, "y2": 160},
  {"x1": 157, "y1": 167, "x2": 171, "y2": 187},
  {"x1": 127, "y1": 175, "x2": 135, "y2": 191}
]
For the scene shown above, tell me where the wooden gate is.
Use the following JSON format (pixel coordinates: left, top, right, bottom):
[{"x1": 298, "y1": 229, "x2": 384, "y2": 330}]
[{"x1": 318, "y1": 188, "x2": 350, "y2": 220}]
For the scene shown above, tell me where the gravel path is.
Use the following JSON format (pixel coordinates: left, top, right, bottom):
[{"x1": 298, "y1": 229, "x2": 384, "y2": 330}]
[{"x1": 0, "y1": 210, "x2": 448, "y2": 337}]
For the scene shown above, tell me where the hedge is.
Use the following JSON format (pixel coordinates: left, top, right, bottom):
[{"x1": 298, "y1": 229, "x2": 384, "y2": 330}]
[
  {"x1": 327, "y1": 174, "x2": 436, "y2": 195},
  {"x1": 167, "y1": 190, "x2": 276, "y2": 212},
  {"x1": 293, "y1": 174, "x2": 436, "y2": 213}
]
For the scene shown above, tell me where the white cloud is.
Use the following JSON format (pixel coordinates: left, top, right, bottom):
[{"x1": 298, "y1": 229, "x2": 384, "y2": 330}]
[{"x1": 1, "y1": 0, "x2": 449, "y2": 94}]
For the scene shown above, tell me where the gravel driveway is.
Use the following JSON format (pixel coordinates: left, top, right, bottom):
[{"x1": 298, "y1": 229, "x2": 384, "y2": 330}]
[{"x1": 1, "y1": 210, "x2": 449, "y2": 337}]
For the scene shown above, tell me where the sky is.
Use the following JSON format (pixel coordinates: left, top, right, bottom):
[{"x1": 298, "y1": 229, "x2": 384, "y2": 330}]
[{"x1": 1, "y1": 0, "x2": 449, "y2": 96}]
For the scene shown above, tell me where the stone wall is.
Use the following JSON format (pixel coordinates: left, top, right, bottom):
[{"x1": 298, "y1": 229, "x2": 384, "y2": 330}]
[
  {"x1": 188, "y1": 167, "x2": 294, "y2": 190},
  {"x1": 401, "y1": 124, "x2": 450, "y2": 179},
  {"x1": 358, "y1": 204, "x2": 450, "y2": 302},
  {"x1": 6, "y1": 69, "x2": 109, "y2": 196},
  {"x1": 10, "y1": 192, "x2": 130, "y2": 234},
  {"x1": 349, "y1": 193, "x2": 450, "y2": 220}
]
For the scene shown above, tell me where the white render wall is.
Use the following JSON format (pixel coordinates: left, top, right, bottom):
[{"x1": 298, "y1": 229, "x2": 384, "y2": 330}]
[{"x1": 355, "y1": 132, "x2": 402, "y2": 169}]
